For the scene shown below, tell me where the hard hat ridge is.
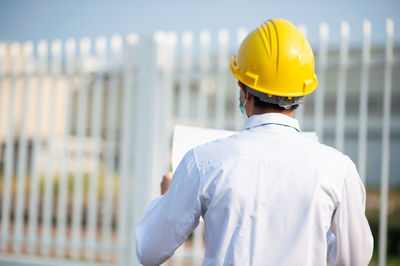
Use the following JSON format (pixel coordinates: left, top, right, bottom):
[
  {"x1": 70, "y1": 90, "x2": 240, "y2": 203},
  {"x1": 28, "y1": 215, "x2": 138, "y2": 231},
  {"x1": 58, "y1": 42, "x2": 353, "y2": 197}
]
[{"x1": 258, "y1": 20, "x2": 279, "y2": 70}]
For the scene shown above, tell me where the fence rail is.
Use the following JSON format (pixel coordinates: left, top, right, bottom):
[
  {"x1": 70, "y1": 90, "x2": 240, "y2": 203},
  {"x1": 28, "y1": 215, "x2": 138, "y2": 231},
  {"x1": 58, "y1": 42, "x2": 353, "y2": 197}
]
[{"x1": 0, "y1": 19, "x2": 399, "y2": 266}]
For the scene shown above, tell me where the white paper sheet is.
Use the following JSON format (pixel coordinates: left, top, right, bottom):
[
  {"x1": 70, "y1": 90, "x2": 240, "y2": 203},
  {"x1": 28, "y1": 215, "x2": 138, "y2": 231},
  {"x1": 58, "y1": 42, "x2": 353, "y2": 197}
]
[{"x1": 172, "y1": 125, "x2": 318, "y2": 171}]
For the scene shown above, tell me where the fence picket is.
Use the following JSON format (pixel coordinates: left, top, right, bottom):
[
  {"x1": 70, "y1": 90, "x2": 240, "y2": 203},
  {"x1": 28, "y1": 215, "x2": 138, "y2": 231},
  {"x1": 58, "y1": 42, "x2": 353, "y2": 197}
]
[
  {"x1": 0, "y1": 42, "x2": 19, "y2": 252},
  {"x1": 131, "y1": 36, "x2": 158, "y2": 266},
  {"x1": 13, "y1": 41, "x2": 34, "y2": 253},
  {"x1": 335, "y1": 21, "x2": 350, "y2": 151},
  {"x1": 41, "y1": 39, "x2": 62, "y2": 255},
  {"x1": 358, "y1": 20, "x2": 371, "y2": 184},
  {"x1": 0, "y1": 43, "x2": 5, "y2": 164},
  {"x1": 27, "y1": 40, "x2": 48, "y2": 254},
  {"x1": 215, "y1": 29, "x2": 229, "y2": 129},
  {"x1": 314, "y1": 23, "x2": 329, "y2": 141},
  {"x1": 70, "y1": 37, "x2": 91, "y2": 259},
  {"x1": 116, "y1": 33, "x2": 139, "y2": 265},
  {"x1": 84, "y1": 36, "x2": 107, "y2": 261},
  {"x1": 55, "y1": 38, "x2": 76, "y2": 257},
  {"x1": 378, "y1": 18, "x2": 394, "y2": 266},
  {"x1": 198, "y1": 30, "x2": 210, "y2": 127},
  {"x1": 178, "y1": 31, "x2": 193, "y2": 124},
  {"x1": 100, "y1": 35, "x2": 122, "y2": 262}
]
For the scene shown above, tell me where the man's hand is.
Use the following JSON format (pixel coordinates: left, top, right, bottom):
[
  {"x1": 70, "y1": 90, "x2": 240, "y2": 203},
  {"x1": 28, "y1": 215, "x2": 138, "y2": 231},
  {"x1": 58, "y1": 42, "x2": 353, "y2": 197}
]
[{"x1": 161, "y1": 172, "x2": 173, "y2": 195}]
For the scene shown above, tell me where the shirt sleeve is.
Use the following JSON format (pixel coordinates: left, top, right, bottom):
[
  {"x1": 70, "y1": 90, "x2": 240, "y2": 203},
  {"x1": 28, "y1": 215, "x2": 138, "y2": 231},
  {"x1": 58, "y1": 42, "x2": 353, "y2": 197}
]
[
  {"x1": 135, "y1": 149, "x2": 202, "y2": 265},
  {"x1": 329, "y1": 157, "x2": 374, "y2": 266}
]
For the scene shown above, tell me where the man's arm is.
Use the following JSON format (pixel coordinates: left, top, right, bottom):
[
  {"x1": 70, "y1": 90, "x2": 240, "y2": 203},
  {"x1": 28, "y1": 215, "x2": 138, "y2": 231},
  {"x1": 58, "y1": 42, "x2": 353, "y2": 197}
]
[
  {"x1": 329, "y1": 157, "x2": 374, "y2": 266},
  {"x1": 135, "y1": 150, "x2": 202, "y2": 265}
]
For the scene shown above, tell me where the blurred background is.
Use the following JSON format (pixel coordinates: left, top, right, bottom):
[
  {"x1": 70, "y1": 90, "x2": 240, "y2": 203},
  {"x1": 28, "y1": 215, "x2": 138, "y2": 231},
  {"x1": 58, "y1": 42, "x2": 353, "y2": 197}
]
[{"x1": 0, "y1": 0, "x2": 399, "y2": 265}]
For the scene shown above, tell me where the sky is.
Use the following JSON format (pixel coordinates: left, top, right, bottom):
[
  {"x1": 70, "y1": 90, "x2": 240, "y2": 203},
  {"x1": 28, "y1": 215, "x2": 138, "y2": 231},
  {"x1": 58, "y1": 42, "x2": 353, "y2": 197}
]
[{"x1": 0, "y1": 0, "x2": 399, "y2": 47}]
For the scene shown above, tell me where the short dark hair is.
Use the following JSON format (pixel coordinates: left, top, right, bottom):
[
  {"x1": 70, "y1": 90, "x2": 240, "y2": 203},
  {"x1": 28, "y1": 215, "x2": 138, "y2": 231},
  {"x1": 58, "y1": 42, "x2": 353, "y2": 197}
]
[{"x1": 253, "y1": 94, "x2": 299, "y2": 111}]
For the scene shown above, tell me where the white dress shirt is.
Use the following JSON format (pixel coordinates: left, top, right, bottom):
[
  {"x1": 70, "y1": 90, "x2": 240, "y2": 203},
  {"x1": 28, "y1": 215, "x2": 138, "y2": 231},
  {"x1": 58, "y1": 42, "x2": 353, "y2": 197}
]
[{"x1": 135, "y1": 113, "x2": 373, "y2": 266}]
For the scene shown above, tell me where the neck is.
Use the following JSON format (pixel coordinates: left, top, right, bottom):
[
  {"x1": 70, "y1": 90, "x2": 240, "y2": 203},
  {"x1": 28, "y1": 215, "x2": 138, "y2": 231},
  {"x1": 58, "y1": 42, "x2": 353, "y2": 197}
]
[{"x1": 249, "y1": 107, "x2": 295, "y2": 118}]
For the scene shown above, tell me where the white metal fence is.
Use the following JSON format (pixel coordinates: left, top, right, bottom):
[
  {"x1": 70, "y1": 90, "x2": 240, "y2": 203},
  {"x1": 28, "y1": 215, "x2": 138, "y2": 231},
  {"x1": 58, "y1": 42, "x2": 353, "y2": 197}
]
[{"x1": 0, "y1": 19, "x2": 398, "y2": 265}]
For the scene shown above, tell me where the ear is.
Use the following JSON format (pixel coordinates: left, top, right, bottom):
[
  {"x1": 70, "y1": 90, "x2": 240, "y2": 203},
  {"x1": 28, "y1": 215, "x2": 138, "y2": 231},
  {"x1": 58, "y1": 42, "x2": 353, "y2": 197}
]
[
  {"x1": 238, "y1": 81, "x2": 254, "y2": 102},
  {"x1": 238, "y1": 81, "x2": 247, "y2": 96}
]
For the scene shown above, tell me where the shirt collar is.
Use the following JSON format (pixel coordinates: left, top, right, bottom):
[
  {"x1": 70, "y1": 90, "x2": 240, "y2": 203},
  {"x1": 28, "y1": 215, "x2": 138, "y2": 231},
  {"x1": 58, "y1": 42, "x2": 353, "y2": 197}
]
[{"x1": 242, "y1": 113, "x2": 301, "y2": 132}]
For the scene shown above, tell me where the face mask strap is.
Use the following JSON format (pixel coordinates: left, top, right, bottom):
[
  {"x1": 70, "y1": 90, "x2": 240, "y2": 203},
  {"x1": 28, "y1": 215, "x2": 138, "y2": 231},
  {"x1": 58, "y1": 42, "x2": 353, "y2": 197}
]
[
  {"x1": 239, "y1": 90, "x2": 249, "y2": 118},
  {"x1": 243, "y1": 91, "x2": 249, "y2": 109}
]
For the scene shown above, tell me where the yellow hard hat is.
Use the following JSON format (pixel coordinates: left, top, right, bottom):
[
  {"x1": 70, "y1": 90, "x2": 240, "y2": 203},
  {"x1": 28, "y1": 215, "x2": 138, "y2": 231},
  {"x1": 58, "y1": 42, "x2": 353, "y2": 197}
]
[{"x1": 230, "y1": 19, "x2": 318, "y2": 97}]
